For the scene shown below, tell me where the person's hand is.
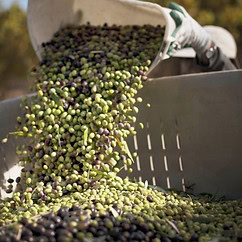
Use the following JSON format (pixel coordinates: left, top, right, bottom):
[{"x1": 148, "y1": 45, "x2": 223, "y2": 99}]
[{"x1": 167, "y1": 2, "x2": 212, "y2": 57}]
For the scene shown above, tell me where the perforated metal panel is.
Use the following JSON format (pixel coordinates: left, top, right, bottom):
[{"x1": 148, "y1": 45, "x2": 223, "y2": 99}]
[
  {"x1": 0, "y1": 71, "x2": 242, "y2": 199},
  {"x1": 122, "y1": 70, "x2": 242, "y2": 199}
]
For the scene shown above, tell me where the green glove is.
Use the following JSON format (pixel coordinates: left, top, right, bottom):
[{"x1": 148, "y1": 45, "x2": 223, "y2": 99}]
[{"x1": 167, "y1": 2, "x2": 211, "y2": 56}]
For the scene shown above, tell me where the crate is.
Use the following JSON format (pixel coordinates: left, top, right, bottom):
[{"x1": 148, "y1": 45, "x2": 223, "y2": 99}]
[{"x1": 0, "y1": 70, "x2": 242, "y2": 200}]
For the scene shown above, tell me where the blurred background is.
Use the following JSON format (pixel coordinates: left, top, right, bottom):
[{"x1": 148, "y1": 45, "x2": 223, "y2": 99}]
[{"x1": 0, "y1": 0, "x2": 241, "y2": 101}]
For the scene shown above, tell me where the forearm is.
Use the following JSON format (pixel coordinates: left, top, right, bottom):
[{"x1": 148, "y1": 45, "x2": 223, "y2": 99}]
[
  {"x1": 168, "y1": 2, "x2": 237, "y2": 72},
  {"x1": 196, "y1": 46, "x2": 237, "y2": 72}
]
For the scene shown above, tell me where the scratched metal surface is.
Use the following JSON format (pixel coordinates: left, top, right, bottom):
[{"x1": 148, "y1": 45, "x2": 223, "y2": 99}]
[{"x1": 0, "y1": 70, "x2": 242, "y2": 199}]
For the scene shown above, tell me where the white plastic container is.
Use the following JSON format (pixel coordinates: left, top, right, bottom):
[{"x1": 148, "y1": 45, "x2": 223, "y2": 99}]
[{"x1": 27, "y1": 0, "x2": 177, "y2": 73}]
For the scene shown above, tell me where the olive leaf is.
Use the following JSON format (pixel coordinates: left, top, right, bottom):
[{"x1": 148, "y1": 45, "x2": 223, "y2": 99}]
[
  {"x1": 110, "y1": 207, "x2": 119, "y2": 218},
  {"x1": 9, "y1": 131, "x2": 24, "y2": 136},
  {"x1": 149, "y1": 185, "x2": 168, "y2": 195},
  {"x1": 55, "y1": 87, "x2": 65, "y2": 97},
  {"x1": 83, "y1": 237, "x2": 106, "y2": 242},
  {"x1": 166, "y1": 219, "x2": 180, "y2": 234},
  {"x1": 83, "y1": 128, "x2": 88, "y2": 146},
  {"x1": 50, "y1": 92, "x2": 63, "y2": 107},
  {"x1": 114, "y1": 136, "x2": 134, "y2": 163}
]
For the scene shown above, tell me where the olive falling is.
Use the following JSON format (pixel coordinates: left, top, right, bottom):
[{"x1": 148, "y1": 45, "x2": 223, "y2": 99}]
[
  {"x1": 17, "y1": 23, "x2": 163, "y2": 199},
  {"x1": 0, "y1": 24, "x2": 241, "y2": 242}
]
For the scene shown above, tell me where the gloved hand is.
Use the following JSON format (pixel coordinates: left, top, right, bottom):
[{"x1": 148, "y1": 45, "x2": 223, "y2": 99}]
[{"x1": 167, "y1": 2, "x2": 212, "y2": 57}]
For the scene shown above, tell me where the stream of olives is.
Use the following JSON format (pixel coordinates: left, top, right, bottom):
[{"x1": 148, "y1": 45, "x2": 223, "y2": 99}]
[{"x1": 0, "y1": 24, "x2": 241, "y2": 242}]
